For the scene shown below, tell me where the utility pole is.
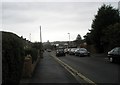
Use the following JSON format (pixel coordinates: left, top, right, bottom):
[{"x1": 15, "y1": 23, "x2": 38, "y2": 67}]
[
  {"x1": 40, "y1": 25, "x2": 43, "y2": 58},
  {"x1": 118, "y1": 1, "x2": 120, "y2": 16},
  {"x1": 40, "y1": 26, "x2": 42, "y2": 43}
]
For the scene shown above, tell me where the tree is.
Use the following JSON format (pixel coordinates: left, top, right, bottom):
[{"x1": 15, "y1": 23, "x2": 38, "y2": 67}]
[
  {"x1": 43, "y1": 40, "x2": 52, "y2": 50},
  {"x1": 32, "y1": 42, "x2": 40, "y2": 50},
  {"x1": 75, "y1": 34, "x2": 82, "y2": 47},
  {"x1": 85, "y1": 4, "x2": 119, "y2": 53},
  {"x1": 104, "y1": 23, "x2": 120, "y2": 51},
  {"x1": 84, "y1": 32, "x2": 93, "y2": 45}
]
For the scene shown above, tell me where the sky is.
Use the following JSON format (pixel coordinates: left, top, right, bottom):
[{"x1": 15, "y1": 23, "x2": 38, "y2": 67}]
[{"x1": 1, "y1": 0, "x2": 119, "y2": 42}]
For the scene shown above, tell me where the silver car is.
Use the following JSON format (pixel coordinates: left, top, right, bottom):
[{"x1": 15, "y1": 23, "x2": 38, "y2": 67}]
[
  {"x1": 69, "y1": 48, "x2": 77, "y2": 55},
  {"x1": 75, "y1": 48, "x2": 90, "y2": 56}
]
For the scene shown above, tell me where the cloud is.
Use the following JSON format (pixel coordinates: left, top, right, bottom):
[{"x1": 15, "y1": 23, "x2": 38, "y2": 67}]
[
  {"x1": 2, "y1": 2, "x2": 118, "y2": 42},
  {"x1": 2, "y1": 0, "x2": 120, "y2": 2}
]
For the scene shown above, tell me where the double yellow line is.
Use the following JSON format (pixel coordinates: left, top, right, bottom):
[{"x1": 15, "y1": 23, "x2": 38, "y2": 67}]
[{"x1": 50, "y1": 52, "x2": 97, "y2": 85}]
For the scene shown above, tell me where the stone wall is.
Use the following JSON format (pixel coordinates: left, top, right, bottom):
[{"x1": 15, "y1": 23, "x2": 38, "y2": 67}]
[{"x1": 22, "y1": 55, "x2": 40, "y2": 78}]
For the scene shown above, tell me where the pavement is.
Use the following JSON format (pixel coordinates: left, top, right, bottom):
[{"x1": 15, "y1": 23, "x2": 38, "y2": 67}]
[{"x1": 20, "y1": 51, "x2": 79, "y2": 84}]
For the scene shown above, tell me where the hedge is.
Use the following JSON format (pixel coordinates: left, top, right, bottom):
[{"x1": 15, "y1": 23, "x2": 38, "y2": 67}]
[
  {"x1": 2, "y1": 31, "x2": 24, "y2": 84},
  {"x1": 2, "y1": 31, "x2": 41, "y2": 84}
]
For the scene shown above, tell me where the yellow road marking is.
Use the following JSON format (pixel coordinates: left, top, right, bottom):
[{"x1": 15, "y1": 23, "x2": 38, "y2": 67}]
[{"x1": 50, "y1": 52, "x2": 97, "y2": 85}]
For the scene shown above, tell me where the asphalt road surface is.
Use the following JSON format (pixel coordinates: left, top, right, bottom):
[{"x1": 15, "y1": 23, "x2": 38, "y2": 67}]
[
  {"x1": 56, "y1": 53, "x2": 120, "y2": 84},
  {"x1": 20, "y1": 51, "x2": 120, "y2": 84},
  {"x1": 20, "y1": 51, "x2": 79, "y2": 84}
]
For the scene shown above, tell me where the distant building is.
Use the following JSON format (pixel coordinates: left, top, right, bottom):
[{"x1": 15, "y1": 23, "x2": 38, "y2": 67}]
[{"x1": 51, "y1": 41, "x2": 76, "y2": 48}]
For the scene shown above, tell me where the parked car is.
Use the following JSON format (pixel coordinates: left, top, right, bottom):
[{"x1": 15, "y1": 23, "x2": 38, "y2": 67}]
[
  {"x1": 69, "y1": 48, "x2": 77, "y2": 55},
  {"x1": 46, "y1": 49, "x2": 52, "y2": 52},
  {"x1": 108, "y1": 47, "x2": 120, "y2": 63},
  {"x1": 56, "y1": 48, "x2": 65, "y2": 57},
  {"x1": 75, "y1": 48, "x2": 90, "y2": 57},
  {"x1": 74, "y1": 48, "x2": 80, "y2": 54},
  {"x1": 67, "y1": 48, "x2": 71, "y2": 54},
  {"x1": 64, "y1": 48, "x2": 69, "y2": 54}
]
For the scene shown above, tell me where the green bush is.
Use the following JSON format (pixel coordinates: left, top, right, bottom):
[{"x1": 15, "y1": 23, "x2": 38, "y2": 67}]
[{"x1": 2, "y1": 31, "x2": 24, "y2": 84}]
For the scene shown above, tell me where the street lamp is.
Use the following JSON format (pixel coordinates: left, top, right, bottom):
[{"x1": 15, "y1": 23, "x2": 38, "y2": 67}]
[
  {"x1": 29, "y1": 33, "x2": 31, "y2": 42},
  {"x1": 68, "y1": 33, "x2": 70, "y2": 47}
]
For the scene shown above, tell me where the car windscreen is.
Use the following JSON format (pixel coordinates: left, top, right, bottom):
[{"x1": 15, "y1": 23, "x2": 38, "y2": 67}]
[
  {"x1": 118, "y1": 47, "x2": 120, "y2": 55},
  {"x1": 79, "y1": 48, "x2": 87, "y2": 51},
  {"x1": 57, "y1": 49, "x2": 64, "y2": 51}
]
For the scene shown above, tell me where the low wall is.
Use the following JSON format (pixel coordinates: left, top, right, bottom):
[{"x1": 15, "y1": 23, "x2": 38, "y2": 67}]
[{"x1": 22, "y1": 55, "x2": 40, "y2": 78}]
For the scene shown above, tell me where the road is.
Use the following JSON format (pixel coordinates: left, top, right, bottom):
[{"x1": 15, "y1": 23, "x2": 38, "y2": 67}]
[
  {"x1": 20, "y1": 51, "x2": 79, "y2": 84},
  {"x1": 55, "y1": 53, "x2": 120, "y2": 84},
  {"x1": 20, "y1": 51, "x2": 120, "y2": 84}
]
